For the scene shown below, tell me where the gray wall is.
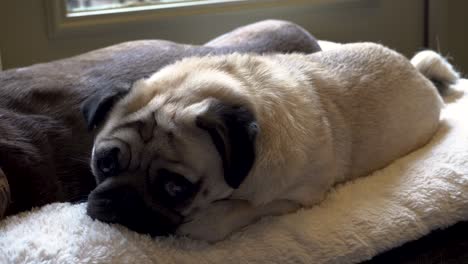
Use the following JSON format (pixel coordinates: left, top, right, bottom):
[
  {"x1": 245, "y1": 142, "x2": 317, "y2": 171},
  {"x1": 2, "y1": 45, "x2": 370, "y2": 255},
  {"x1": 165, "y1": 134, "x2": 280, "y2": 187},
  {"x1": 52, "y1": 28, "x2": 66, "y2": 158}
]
[
  {"x1": 0, "y1": 0, "x2": 432, "y2": 70},
  {"x1": 429, "y1": 0, "x2": 468, "y2": 76}
]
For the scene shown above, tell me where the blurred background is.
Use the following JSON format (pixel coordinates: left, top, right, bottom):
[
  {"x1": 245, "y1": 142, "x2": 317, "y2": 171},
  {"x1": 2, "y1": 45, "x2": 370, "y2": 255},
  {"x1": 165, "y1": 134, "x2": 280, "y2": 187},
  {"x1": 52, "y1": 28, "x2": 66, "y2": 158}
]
[{"x1": 0, "y1": 0, "x2": 467, "y2": 74}]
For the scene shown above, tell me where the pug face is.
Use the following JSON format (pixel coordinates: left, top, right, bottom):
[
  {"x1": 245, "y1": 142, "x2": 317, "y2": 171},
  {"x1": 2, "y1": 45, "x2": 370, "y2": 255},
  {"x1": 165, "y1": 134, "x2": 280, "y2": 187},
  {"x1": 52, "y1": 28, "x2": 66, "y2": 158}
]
[{"x1": 83, "y1": 58, "x2": 258, "y2": 236}]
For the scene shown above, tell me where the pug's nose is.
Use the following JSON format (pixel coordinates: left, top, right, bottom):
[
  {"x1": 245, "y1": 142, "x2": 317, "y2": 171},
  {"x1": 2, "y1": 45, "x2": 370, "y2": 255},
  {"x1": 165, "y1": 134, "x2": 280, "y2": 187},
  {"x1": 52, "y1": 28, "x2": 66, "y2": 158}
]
[{"x1": 95, "y1": 147, "x2": 120, "y2": 181}]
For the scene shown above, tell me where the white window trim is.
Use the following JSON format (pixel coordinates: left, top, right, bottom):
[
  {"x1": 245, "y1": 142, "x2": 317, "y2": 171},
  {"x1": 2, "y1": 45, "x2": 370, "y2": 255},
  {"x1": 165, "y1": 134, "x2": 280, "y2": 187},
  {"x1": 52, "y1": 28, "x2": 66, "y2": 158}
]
[
  {"x1": 44, "y1": 0, "x2": 357, "y2": 39},
  {"x1": 65, "y1": 0, "x2": 249, "y2": 18}
]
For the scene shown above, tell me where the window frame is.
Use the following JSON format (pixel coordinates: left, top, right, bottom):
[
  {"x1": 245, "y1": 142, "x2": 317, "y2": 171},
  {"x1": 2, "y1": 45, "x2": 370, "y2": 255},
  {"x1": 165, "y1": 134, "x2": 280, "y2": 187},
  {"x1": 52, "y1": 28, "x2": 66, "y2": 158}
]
[
  {"x1": 64, "y1": 0, "x2": 248, "y2": 17},
  {"x1": 44, "y1": 0, "x2": 341, "y2": 39}
]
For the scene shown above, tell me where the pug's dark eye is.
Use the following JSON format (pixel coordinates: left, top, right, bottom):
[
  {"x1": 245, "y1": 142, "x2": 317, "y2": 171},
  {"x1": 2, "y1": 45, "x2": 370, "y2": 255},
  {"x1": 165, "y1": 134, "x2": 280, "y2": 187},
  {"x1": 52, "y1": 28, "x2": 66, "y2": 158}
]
[
  {"x1": 153, "y1": 169, "x2": 196, "y2": 205},
  {"x1": 164, "y1": 178, "x2": 188, "y2": 197}
]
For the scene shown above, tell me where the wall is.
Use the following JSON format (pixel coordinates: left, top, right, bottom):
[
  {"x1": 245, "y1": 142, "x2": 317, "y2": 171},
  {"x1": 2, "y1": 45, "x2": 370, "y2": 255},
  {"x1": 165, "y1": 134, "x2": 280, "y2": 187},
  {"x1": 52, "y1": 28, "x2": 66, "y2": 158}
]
[{"x1": 429, "y1": 0, "x2": 468, "y2": 75}]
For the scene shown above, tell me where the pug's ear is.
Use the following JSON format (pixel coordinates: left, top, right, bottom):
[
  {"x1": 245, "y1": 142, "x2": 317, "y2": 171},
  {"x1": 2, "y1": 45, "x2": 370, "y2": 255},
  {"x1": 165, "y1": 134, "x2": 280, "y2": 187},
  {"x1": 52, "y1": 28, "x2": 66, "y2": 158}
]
[
  {"x1": 81, "y1": 87, "x2": 129, "y2": 130},
  {"x1": 196, "y1": 99, "x2": 258, "y2": 189}
]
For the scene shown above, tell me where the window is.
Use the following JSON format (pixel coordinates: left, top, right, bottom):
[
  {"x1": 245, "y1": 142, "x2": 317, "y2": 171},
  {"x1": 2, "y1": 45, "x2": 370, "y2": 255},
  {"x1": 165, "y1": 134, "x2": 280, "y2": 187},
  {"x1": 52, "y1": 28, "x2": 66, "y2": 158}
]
[
  {"x1": 47, "y1": 0, "x2": 359, "y2": 40},
  {"x1": 46, "y1": 0, "x2": 252, "y2": 38},
  {"x1": 64, "y1": 0, "x2": 245, "y2": 17}
]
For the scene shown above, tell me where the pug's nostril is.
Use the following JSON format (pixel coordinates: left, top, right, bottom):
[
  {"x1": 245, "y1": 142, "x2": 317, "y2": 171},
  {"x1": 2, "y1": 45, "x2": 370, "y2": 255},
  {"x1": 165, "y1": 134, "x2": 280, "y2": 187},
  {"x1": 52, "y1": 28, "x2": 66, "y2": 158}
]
[{"x1": 96, "y1": 147, "x2": 120, "y2": 178}]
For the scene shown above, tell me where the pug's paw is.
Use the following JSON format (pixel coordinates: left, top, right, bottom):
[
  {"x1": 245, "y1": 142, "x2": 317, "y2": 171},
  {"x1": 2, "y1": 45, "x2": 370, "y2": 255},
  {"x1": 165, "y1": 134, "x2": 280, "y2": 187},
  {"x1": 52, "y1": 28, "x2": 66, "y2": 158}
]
[
  {"x1": 177, "y1": 219, "x2": 231, "y2": 242},
  {"x1": 176, "y1": 200, "x2": 250, "y2": 242}
]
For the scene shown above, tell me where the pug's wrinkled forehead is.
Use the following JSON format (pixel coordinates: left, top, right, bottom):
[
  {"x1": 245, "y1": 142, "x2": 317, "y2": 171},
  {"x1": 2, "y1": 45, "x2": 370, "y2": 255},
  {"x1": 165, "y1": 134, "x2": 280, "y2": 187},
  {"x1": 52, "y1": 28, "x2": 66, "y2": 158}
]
[
  {"x1": 92, "y1": 62, "x2": 253, "y2": 177},
  {"x1": 82, "y1": 56, "x2": 259, "y2": 233}
]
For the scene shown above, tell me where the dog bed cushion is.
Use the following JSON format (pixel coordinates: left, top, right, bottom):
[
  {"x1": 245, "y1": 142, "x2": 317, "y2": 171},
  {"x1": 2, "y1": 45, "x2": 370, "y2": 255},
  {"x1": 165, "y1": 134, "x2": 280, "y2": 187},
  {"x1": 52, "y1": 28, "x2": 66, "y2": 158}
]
[{"x1": 0, "y1": 83, "x2": 467, "y2": 264}]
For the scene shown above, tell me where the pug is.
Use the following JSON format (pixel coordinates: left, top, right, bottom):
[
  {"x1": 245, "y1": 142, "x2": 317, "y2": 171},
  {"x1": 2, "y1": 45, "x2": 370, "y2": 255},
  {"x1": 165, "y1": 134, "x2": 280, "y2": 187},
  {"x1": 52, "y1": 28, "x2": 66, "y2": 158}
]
[
  {"x1": 0, "y1": 20, "x2": 321, "y2": 219},
  {"x1": 84, "y1": 42, "x2": 459, "y2": 242}
]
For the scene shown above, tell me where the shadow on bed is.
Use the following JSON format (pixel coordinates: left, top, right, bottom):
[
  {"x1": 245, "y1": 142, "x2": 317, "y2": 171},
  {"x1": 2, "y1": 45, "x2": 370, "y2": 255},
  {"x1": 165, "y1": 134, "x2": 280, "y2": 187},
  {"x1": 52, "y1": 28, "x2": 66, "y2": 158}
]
[{"x1": 364, "y1": 221, "x2": 468, "y2": 264}]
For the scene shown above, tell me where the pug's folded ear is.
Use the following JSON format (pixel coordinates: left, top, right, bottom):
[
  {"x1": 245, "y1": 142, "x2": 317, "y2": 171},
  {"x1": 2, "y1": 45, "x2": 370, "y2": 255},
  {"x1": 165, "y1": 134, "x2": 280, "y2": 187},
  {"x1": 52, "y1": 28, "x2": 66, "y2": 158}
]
[
  {"x1": 81, "y1": 87, "x2": 129, "y2": 130},
  {"x1": 196, "y1": 99, "x2": 258, "y2": 189}
]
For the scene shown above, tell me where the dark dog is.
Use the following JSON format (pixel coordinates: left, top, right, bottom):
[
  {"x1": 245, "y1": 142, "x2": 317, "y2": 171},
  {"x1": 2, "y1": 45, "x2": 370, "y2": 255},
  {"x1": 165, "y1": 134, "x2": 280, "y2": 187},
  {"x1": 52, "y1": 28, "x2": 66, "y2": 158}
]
[{"x1": 0, "y1": 20, "x2": 320, "y2": 218}]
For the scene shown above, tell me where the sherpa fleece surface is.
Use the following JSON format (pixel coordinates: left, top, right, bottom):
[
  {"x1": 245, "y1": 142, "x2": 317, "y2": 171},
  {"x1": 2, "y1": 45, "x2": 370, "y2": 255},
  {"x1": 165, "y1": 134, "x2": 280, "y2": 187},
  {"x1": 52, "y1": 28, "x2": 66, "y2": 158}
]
[{"x1": 1, "y1": 81, "x2": 467, "y2": 264}]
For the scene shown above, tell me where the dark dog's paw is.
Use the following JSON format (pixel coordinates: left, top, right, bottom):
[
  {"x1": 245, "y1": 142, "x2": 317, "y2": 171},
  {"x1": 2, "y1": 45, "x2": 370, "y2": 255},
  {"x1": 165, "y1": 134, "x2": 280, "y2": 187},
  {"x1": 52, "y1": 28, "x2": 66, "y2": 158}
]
[{"x1": 0, "y1": 168, "x2": 10, "y2": 219}]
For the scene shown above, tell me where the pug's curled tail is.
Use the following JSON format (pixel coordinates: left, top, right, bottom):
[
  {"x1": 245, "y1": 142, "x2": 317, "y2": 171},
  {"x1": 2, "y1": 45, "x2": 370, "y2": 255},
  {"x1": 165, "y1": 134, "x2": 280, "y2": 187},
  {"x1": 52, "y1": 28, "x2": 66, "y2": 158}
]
[{"x1": 411, "y1": 50, "x2": 460, "y2": 94}]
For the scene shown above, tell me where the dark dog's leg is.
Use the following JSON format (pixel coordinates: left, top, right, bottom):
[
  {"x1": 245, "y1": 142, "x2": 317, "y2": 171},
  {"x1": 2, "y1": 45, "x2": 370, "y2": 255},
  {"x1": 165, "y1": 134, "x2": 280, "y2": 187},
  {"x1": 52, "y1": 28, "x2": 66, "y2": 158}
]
[{"x1": 0, "y1": 168, "x2": 10, "y2": 219}]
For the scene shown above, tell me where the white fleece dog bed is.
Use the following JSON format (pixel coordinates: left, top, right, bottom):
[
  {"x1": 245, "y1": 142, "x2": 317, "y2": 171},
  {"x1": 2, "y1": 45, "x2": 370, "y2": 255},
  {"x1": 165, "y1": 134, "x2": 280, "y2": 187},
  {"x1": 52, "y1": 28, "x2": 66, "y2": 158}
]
[{"x1": 1, "y1": 80, "x2": 468, "y2": 264}]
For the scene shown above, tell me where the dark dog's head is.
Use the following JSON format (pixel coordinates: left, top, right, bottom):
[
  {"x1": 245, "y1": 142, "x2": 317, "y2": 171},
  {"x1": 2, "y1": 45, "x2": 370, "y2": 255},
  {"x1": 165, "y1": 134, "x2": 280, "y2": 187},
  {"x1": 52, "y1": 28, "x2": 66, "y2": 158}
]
[{"x1": 82, "y1": 57, "x2": 258, "y2": 236}]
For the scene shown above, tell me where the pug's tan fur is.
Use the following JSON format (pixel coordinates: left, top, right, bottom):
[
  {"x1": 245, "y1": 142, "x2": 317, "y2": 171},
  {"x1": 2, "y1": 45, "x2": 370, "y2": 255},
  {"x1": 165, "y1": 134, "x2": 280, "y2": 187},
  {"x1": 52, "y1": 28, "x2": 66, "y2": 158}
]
[{"x1": 93, "y1": 42, "x2": 458, "y2": 241}]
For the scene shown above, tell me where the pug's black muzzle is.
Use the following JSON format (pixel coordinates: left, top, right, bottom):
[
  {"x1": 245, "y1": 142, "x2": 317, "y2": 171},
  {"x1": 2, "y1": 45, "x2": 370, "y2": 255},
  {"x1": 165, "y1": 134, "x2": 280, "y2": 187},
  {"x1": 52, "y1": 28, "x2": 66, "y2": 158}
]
[{"x1": 87, "y1": 182, "x2": 182, "y2": 236}]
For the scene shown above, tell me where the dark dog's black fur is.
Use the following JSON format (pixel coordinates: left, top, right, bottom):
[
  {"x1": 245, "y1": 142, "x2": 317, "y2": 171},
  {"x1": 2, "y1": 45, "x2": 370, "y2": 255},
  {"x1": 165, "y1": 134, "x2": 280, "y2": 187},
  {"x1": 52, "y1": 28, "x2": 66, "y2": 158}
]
[{"x1": 0, "y1": 20, "x2": 321, "y2": 216}]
